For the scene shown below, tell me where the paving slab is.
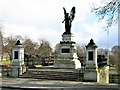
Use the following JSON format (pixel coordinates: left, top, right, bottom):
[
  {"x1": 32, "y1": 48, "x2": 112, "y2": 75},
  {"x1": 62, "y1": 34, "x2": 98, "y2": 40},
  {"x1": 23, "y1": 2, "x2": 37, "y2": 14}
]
[{"x1": 1, "y1": 78, "x2": 120, "y2": 90}]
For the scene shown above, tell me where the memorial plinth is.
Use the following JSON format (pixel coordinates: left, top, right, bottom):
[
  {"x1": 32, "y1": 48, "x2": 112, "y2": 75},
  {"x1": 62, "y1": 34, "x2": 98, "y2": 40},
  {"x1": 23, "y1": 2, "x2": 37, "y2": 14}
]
[{"x1": 54, "y1": 33, "x2": 81, "y2": 69}]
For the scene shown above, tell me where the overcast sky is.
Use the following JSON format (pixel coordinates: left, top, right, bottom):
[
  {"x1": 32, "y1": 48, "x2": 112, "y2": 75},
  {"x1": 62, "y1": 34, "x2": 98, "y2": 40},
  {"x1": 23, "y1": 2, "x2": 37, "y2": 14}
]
[{"x1": 0, "y1": 0, "x2": 118, "y2": 49}]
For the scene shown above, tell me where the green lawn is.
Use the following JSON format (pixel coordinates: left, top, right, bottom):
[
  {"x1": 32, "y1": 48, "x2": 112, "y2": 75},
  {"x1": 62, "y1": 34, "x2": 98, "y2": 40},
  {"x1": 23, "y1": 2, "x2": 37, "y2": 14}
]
[{"x1": 0, "y1": 60, "x2": 11, "y2": 65}]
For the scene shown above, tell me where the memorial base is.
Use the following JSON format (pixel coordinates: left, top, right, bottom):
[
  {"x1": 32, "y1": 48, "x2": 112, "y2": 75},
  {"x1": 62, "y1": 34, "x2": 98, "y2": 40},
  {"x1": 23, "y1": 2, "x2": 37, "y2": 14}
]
[
  {"x1": 54, "y1": 33, "x2": 81, "y2": 69},
  {"x1": 54, "y1": 59, "x2": 81, "y2": 69},
  {"x1": 84, "y1": 64, "x2": 99, "y2": 82},
  {"x1": 11, "y1": 65, "x2": 26, "y2": 77}
]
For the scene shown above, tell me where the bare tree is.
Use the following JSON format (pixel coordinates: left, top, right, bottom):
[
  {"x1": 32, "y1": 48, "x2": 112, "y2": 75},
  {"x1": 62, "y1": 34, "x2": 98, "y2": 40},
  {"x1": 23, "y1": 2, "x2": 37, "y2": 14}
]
[
  {"x1": 76, "y1": 44, "x2": 86, "y2": 65},
  {"x1": 97, "y1": 48, "x2": 108, "y2": 55},
  {"x1": 3, "y1": 35, "x2": 16, "y2": 59},
  {"x1": 109, "y1": 53, "x2": 118, "y2": 66},
  {"x1": 14, "y1": 35, "x2": 24, "y2": 42},
  {"x1": 53, "y1": 43, "x2": 60, "y2": 57},
  {"x1": 37, "y1": 39, "x2": 52, "y2": 56},
  {"x1": 111, "y1": 45, "x2": 120, "y2": 54},
  {"x1": 109, "y1": 45, "x2": 120, "y2": 67},
  {"x1": 76, "y1": 44, "x2": 86, "y2": 58},
  {"x1": 92, "y1": 0, "x2": 119, "y2": 29},
  {"x1": 23, "y1": 37, "x2": 38, "y2": 55}
]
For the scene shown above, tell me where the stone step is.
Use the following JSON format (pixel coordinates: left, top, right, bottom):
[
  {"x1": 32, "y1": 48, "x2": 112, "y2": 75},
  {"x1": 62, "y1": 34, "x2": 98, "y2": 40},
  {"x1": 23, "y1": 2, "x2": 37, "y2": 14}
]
[{"x1": 20, "y1": 68, "x2": 83, "y2": 81}]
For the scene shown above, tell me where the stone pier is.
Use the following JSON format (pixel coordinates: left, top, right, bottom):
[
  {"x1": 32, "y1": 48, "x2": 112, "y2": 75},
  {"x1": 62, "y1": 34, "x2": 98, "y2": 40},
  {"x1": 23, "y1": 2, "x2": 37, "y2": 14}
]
[
  {"x1": 84, "y1": 39, "x2": 109, "y2": 83},
  {"x1": 11, "y1": 40, "x2": 26, "y2": 77}
]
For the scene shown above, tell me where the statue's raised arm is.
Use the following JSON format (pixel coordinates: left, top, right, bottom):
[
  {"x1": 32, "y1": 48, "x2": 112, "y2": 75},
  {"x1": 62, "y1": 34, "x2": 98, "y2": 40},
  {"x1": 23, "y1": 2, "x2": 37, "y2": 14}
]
[
  {"x1": 62, "y1": 7, "x2": 67, "y2": 23},
  {"x1": 62, "y1": 7, "x2": 76, "y2": 34}
]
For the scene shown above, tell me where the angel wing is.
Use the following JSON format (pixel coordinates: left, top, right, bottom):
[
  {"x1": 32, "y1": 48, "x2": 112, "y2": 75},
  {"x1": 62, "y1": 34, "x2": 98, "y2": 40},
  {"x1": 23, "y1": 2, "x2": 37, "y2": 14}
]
[{"x1": 70, "y1": 7, "x2": 76, "y2": 21}]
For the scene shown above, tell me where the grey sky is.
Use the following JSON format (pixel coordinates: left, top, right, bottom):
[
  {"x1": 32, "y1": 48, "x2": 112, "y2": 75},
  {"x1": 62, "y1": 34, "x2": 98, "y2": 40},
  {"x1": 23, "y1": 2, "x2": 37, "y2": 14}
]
[{"x1": 0, "y1": 0, "x2": 118, "y2": 49}]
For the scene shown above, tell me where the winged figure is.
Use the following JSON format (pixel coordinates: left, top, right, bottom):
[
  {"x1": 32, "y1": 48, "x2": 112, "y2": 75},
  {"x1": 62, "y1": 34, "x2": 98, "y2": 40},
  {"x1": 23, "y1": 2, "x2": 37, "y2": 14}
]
[{"x1": 62, "y1": 7, "x2": 76, "y2": 34}]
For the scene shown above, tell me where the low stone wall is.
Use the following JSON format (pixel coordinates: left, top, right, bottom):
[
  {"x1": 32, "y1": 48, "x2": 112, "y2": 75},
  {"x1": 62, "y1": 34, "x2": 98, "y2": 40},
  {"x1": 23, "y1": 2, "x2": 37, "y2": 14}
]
[
  {"x1": 109, "y1": 74, "x2": 120, "y2": 84},
  {"x1": 98, "y1": 66, "x2": 109, "y2": 83},
  {"x1": 1, "y1": 68, "x2": 11, "y2": 77}
]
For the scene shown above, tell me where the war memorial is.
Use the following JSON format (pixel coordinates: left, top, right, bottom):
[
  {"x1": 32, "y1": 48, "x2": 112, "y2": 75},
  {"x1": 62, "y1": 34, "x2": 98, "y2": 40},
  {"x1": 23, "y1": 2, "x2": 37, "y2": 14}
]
[{"x1": 1, "y1": 7, "x2": 119, "y2": 90}]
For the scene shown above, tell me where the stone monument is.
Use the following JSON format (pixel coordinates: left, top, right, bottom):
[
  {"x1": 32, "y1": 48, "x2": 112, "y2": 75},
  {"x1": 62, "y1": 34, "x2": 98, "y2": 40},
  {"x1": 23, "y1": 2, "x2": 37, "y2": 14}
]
[
  {"x1": 54, "y1": 7, "x2": 81, "y2": 69},
  {"x1": 11, "y1": 40, "x2": 26, "y2": 77}
]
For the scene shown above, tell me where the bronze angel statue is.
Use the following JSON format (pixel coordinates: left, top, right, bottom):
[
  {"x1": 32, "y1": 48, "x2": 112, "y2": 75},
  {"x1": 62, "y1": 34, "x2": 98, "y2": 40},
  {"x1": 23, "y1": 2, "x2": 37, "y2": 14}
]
[{"x1": 62, "y1": 7, "x2": 76, "y2": 34}]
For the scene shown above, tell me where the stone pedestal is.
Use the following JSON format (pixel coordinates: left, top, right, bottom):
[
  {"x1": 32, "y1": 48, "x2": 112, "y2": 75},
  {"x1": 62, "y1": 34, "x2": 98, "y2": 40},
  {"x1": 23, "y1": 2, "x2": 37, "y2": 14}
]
[
  {"x1": 84, "y1": 64, "x2": 99, "y2": 82},
  {"x1": 11, "y1": 40, "x2": 26, "y2": 77},
  {"x1": 54, "y1": 33, "x2": 81, "y2": 69}
]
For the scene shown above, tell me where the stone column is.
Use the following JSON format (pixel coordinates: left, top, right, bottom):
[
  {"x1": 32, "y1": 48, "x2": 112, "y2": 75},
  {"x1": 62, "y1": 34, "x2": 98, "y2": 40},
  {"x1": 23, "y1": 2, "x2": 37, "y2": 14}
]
[
  {"x1": 84, "y1": 39, "x2": 99, "y2": 82},
  {"x1": 11, "y1": 40, "x2": 26, "y2": 77}
]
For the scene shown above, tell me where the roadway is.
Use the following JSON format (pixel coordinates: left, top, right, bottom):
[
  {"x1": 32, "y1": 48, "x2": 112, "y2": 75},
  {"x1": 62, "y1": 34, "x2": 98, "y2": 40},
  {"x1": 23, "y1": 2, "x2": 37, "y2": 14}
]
[{"x1": 1, "y1": 78, "x2": 120, "y2": 90}]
